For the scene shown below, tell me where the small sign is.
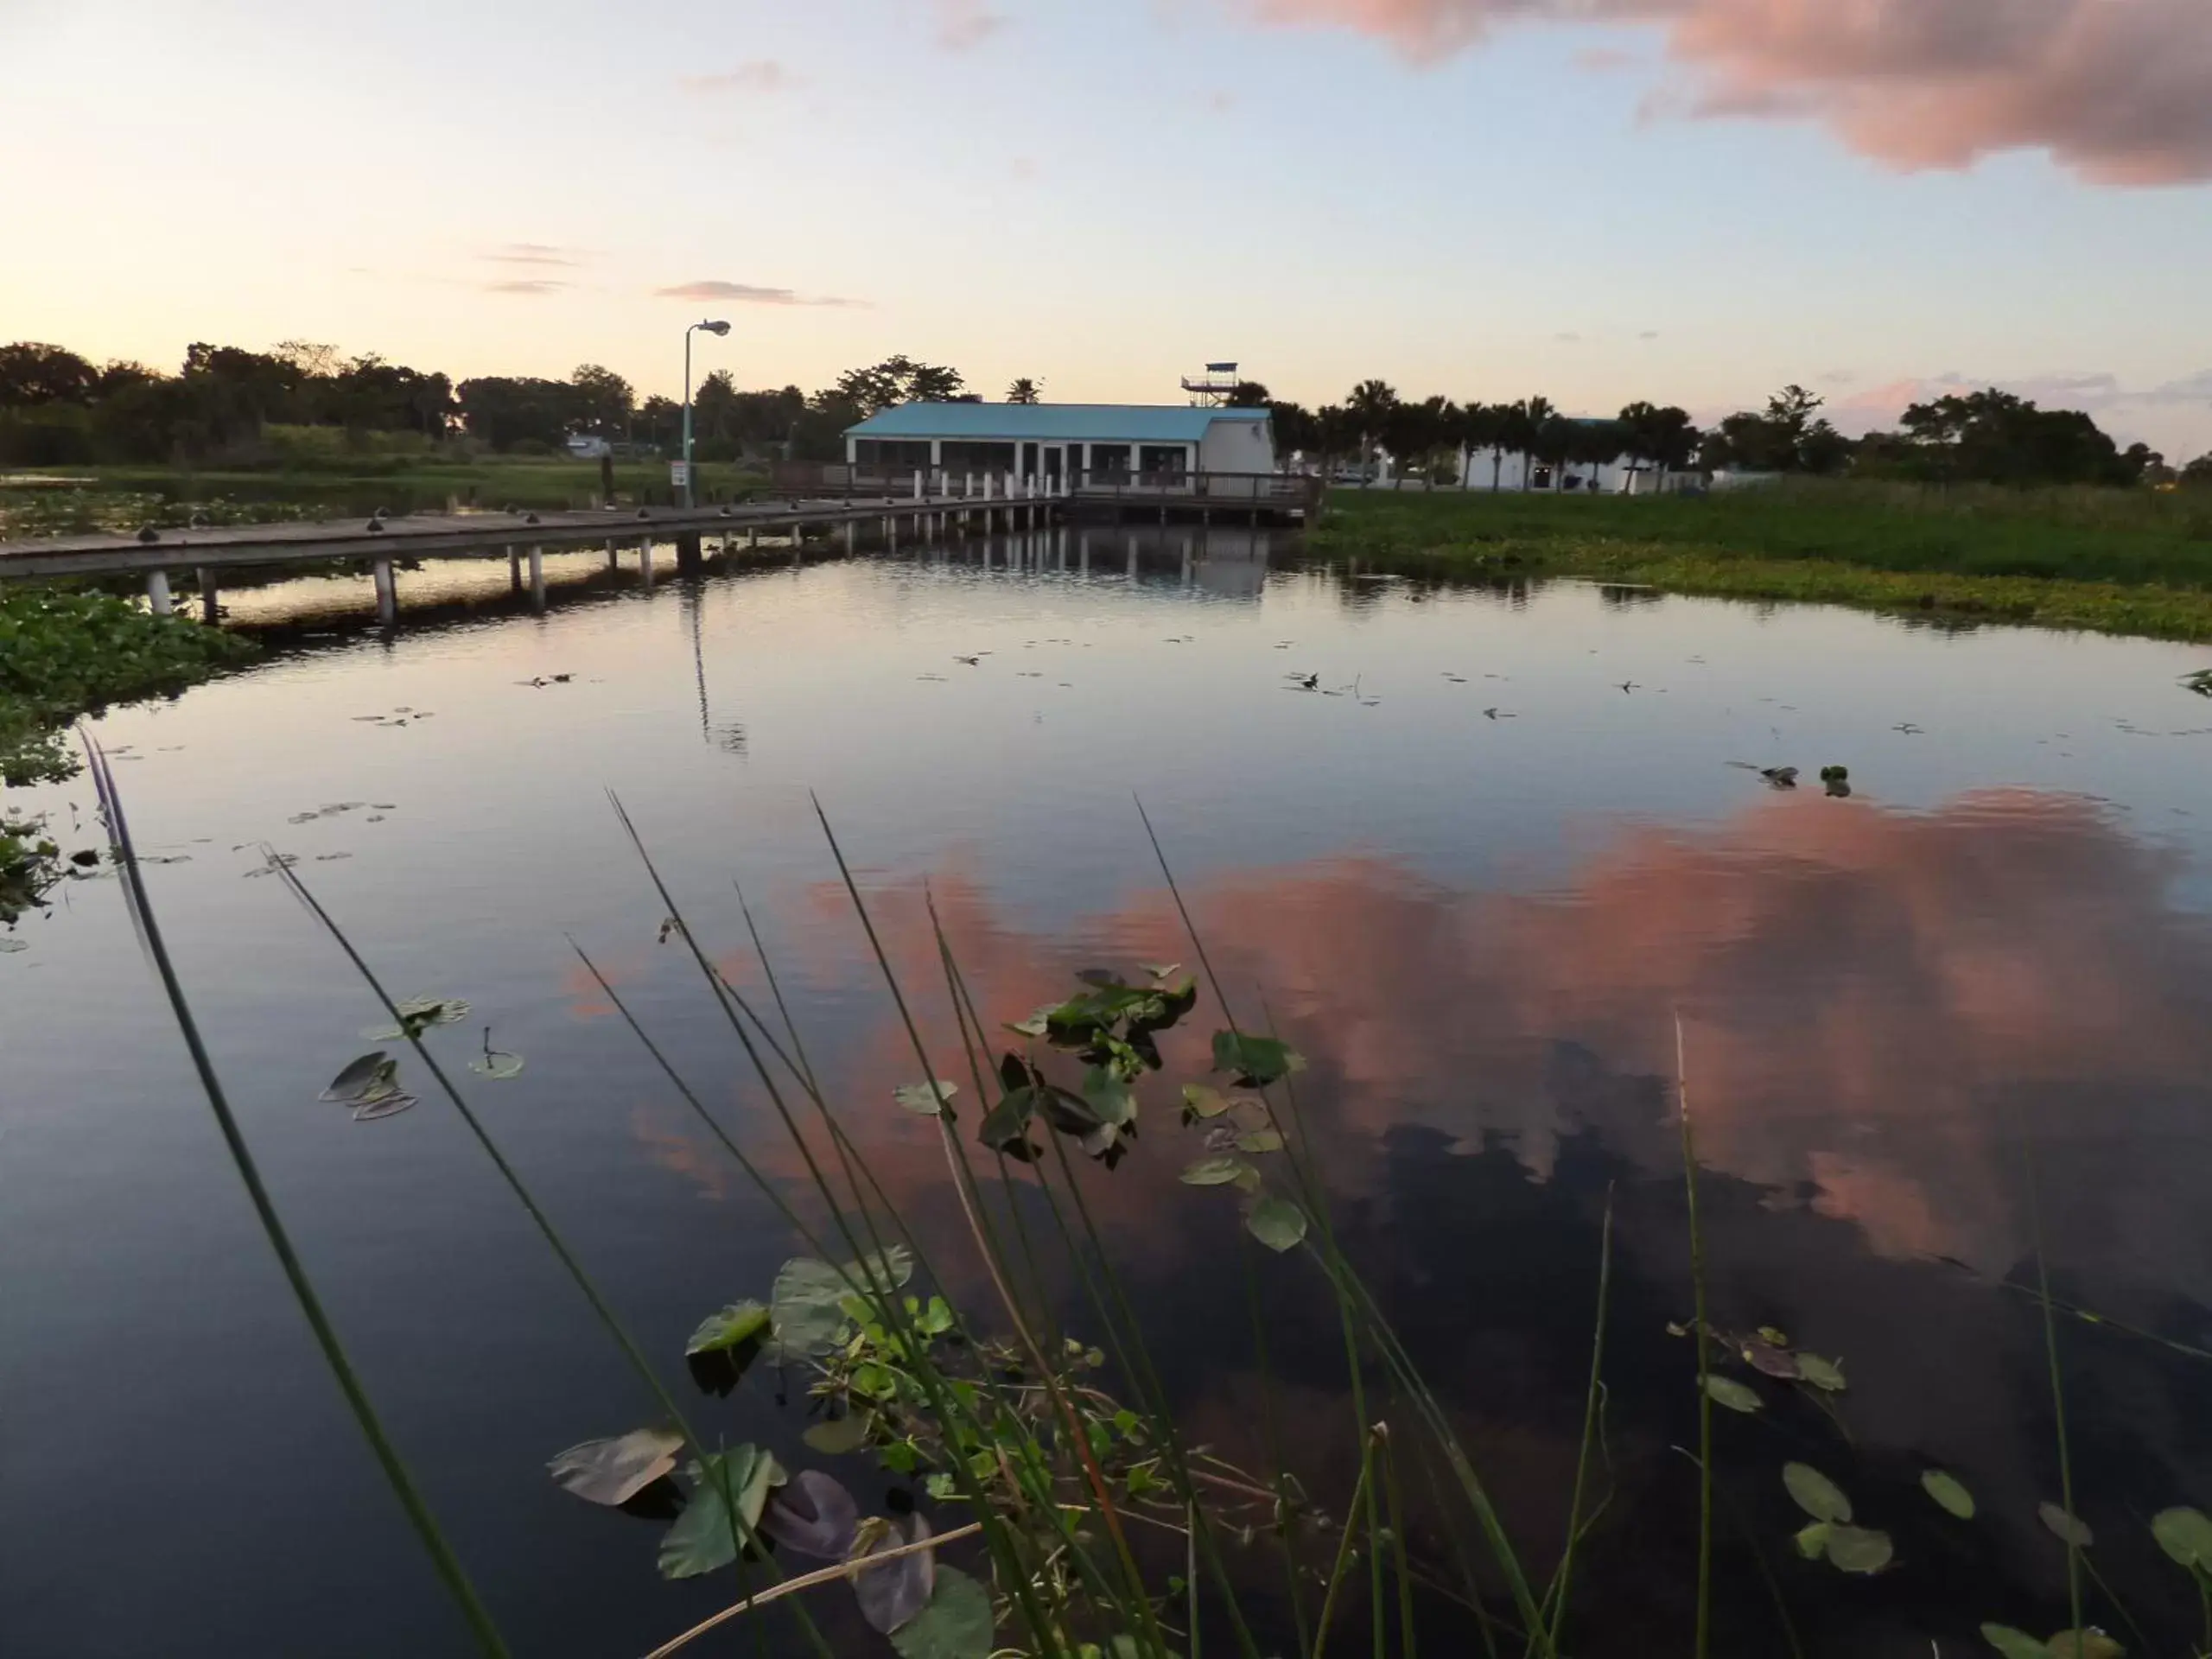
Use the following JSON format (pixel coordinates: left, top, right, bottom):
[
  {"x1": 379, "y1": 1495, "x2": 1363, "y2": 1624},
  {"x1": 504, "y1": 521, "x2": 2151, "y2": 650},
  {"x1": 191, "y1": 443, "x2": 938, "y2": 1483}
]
[{"x1": 669, "y1": 461, "x2": 690, "y2": 488}]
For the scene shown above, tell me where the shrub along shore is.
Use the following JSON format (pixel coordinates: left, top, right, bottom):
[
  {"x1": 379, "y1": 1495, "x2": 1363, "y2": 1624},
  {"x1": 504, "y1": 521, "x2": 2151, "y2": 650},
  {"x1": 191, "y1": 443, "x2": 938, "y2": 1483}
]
[{"x1": 1313, "y1": 482, "x2": 2212, "y2": 642}]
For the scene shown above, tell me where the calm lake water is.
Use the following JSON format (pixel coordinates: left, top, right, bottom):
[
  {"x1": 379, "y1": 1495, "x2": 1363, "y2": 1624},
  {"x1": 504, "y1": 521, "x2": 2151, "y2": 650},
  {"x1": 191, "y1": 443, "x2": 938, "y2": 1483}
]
[{"x1": 8, "y1": 526, "x2": 2212, "y2": 1656}]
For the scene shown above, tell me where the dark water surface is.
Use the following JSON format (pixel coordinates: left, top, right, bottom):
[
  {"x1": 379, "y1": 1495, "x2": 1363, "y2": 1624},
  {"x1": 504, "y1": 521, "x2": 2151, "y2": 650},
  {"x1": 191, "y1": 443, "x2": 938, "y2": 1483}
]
[{"x1": 8, "y1": 528, "x2": 2212, "y2": 1656}]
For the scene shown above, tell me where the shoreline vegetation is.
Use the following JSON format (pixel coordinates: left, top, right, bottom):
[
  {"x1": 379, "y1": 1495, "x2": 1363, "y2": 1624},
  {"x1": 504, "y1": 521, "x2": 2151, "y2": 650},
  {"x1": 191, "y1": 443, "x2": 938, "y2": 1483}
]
[
  {"x1": 0, "y1": 587, "x2": 250, "y2": 925},
  {"x1": 1315, "y1": 483, "x2": 2212, "y2": 643}
]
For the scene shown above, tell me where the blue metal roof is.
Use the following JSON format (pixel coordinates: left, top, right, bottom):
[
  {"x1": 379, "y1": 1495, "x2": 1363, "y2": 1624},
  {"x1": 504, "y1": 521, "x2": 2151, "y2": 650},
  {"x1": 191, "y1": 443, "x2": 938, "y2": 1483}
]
[{"x1": 845, "y1": 403, "x2": 1268, "y2": 443}]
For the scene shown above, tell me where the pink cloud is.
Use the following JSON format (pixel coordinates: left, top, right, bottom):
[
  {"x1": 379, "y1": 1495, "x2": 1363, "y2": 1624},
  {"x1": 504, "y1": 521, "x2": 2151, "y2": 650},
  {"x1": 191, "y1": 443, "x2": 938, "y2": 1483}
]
[
  {"x1": 936, "y1": 0, "x2": 1009, "y2": 50},
  {"x1": 653, "y1": 280, "x2": 866, "y2": 308},
  {"x1": 1237, "y1": 0, "x2": 2212, "y2": 185},
  {"x1": 678, "y1": 60, "x2": 794, "y2": 95}
]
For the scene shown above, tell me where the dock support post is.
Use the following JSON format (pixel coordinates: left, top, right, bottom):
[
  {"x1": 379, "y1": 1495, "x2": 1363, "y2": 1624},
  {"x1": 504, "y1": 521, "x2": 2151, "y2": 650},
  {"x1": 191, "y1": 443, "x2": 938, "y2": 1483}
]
[
  {"x1": 527, "y1": 547, "x2": 546, "y2": 613},
  {"x1": 145, "y1": 569, "x2": 173, "y2": 616},
  {"x1": 508, "y1": 545, "x2": 522, "y2": 590},
  {"x1": 196, "y1": 568, "x2": 218, "y2": 624},
  {"x1": 675, "y1": 531, "x2": 702, "y2": 576},
  {"x1": 639, "y1": 539, "x2": 655, "y2": 586},
  {"x1": 373, "y1": 558, "x2": 397, "y2": 626},
  {"x1": 842, "y1": 520, "x2": 856, "y2": 554},
  {"x1": 912, "y1": 469, "x2": 923, "y2": 500},
  {"x1": 606, "y1": 538, "x2": 619, "y2": 570}
]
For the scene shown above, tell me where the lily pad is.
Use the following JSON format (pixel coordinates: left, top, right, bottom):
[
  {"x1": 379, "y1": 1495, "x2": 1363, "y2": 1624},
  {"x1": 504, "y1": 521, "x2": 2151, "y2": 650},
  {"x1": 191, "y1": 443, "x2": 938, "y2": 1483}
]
[
  {"x1": 365, "y1": 995, "x2": 470, "y2": 1040},
  {"x1": 1923, "y1": 1469, "x2": 1977, "y2": 1520},
  {"x1": 1212, "y1": 1030, "x2": 1306, "y2": 1087},
  {"x1": 893, "y1": 1081, "x2": 958, "y2": 1116},
  {"x1": 1981, "y1": 1626, "x2": 2048, "y2": 1659},
  {"x1": 802, "y1": 1414, "x2": 873, "y2": 1456},
  {"x1": 772, "y1": 1249, "x2": 914, "y2": 1358},
  {"x1": 1180, "y1": 1084, "x2": 1233, "y2": 1121},
  {"x1": 1795, "y1": 1353, "x2": 1847, "y2": 1392},
  {"x1": 685, "y1": 1300, "x2": 770, "y2": 1358},
  {"x1": 855, "y1": 1512, "x2": 936, "y2": 1634},
  {"x1": 548, "y1": 1426, "x2": 683, "y2": 1507},
  {"x1": 1742, "y1": 1341, "x2": 1801, "y2": 1379},
  {"x1": 889, "y1": 1563, "x2": 995, "y2": 1659},
  {"x1": 1082, "y1": 1066, "x2": 1135, "y2": 1128},
  {"x1": 2045, "y1": 1632, "x2": 2123, "y2": 1659},
  {"x1": 1783, "y1": 1462, "x2": 1853, "y2": 1524},
  {"x1": 1004, "y1": 1008, "x2": 1052, "y2": 1038},
  {"x1": 1236, "y1": 1128, "x2": 1286, "y2": 1154},
  {"x1": 1793, "y1": 1521, "x2": 1830, "y2": 1560},
  {"x1": 2039, "y1": 1502, "x2": 2094, "y2": 1548},
  {"x1": 468, "y1": 1048, "x2": 524, "y2": 1080},
  {"x1": 1179, "y1": 1155, "x2": 1252, "y2": 1186},
  {"x1": 1140, "y1": 962, "x2": 1182, "y2": 982},
  {"x1": 0, "y1": 938, "x2": 27, "y2": 953},
  {"x1": 760, "y1": 1468, "x2": 860, "y2": 1561},
  {"x1": 1822, "y1": 1524, "x2": 1894, "y2": 1575},
  {"x1": 320, "y1": 1052, "x2": 396, "y2": 1103},
  {"x1": 2152, "y1": 1506, "x2": 2212, "y2": 1569},
  {"x1": 658, "y1": 1446, "x2": 784, "y2": 1580},
  {"x1": 1246, "y1": 1194, "x2": 1307, "y2": 1253},
  {"x1": 1702, "y1": 1376, "x2": 1763, "y2": 1414}
]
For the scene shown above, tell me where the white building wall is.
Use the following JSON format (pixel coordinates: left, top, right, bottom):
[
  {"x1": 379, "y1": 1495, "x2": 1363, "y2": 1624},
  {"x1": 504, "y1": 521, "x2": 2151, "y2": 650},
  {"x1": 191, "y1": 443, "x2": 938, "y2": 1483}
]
[
  {"x1": 1198, "y1": 418, "x2": 1276, "y2": 474},
  {"x1": 1457, "y1": 447, "x2": 1689, "y2": 494}
]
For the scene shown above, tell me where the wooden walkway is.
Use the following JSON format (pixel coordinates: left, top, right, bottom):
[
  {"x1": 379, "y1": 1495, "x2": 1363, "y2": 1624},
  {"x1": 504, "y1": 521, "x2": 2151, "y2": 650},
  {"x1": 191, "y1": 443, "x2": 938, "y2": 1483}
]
[{"x1": 0, "y1": 492, "x2": 1054, "y2": 582}]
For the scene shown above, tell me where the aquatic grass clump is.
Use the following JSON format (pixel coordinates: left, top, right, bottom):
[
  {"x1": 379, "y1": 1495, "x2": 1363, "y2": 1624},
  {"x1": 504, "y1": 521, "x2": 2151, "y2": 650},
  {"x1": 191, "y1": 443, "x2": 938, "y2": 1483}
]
[{"x1": 80, "y1": 757, "x2": 2212, "y2": 1657}]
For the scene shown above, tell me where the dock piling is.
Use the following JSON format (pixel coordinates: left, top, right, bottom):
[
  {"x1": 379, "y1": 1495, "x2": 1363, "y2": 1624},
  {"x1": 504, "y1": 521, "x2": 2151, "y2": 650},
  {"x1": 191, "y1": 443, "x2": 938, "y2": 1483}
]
[{"x1": 145, "y1": 569, "x2": 173, "y2": 616}]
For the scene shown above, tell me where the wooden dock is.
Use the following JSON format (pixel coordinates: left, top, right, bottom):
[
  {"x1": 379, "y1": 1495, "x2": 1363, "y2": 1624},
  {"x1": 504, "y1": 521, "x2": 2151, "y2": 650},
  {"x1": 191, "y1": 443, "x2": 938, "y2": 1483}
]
[{"x1": 0, "y1": 490, "x2": 1055, "y2": 583}]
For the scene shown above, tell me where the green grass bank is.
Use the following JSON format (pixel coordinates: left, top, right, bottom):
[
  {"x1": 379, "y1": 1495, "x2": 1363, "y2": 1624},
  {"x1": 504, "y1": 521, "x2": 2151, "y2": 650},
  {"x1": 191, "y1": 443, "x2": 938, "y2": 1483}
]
[{"x1": 1313, "y1": 481, "x2": 2212, "y2": 640}]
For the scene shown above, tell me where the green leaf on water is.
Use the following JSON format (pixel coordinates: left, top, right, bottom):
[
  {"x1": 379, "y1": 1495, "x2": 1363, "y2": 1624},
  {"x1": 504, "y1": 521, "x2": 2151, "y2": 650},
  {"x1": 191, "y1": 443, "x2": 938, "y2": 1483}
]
[
  {"x1": 1180, "y1": 1084, "x2": 1233, "y2": 1121},
  {"x1": 365, "y1": 995, "x2": 470, "y2": 1039},
  {"x1": 1179, "y1": 1156, "x2": 1253, "y2": 1187},
  {"x1": 468, "y1": 1048, "x2": 524, "y2": 1079},
  {"x1": 894, "y1": 1081, "x2": 958, "y2": 1116},
  {"x1": 1141, "y1": 962, "x2": 1181, "y2": 981},
  {"x1": 1793, "y1": 1521, "x2": 1830, "y2": 1560},
  {"x1": 1795, "y1": 1353, "x2": 1847, "y2": 1392},
  {"x1": 1236, "y1": 1128, "x2": 1285, "y2": 1154},
  {"x1": 1211, "y1": 1030, "x2": 1306, "y2": 1087},
  {"x1": 2039, "y1": 1501, "x2": 2094, "y2": 1548},
  {"x1": 1005, "y1": 1008, "x2": 1052, "y2": 1038},
  {"x1": 1702, "y1": 1375, "x2": 1763, "y2": 1414},
  {"x1": 1246, "y1": 1194, "x2": 1307, "y2": 1253},
  {"x1": 2046, "y1": 1631, "x2": 2124, "y2": 1659},
  {"x1": 320, "y1": 1052, "x2": 396, "y2": 1103},
  {"x1": 685, "y1": 1300, "x2": 770, "y2": 1357},
  {"x1": 1981, "y1": 1625, "x2": 2049, "y2": 1659},
  {"x1": 888, "y1": 1563, "x2": 995, "y2": 1659},
  {"x1": 802, "y1": 1414, "x2": 873, "y2": 1456},
  {"x1": 1082, "y1": 1066, "x2": 1135, "y2": 1128},
  {"x1": 547, "y1": 1426, "x2": 683, "y2": 1506},
  {"x1": 1822, "y1": 1524, "x2": 1893, "y2": 1575},
  {"x1": 1783, "y1": 1462, "x2": 1853, "y2": 1524},
  {"x1": 1923, "y1": 1469, "x2": 1976, "y2": 1520},
  {"x1": 658, "y1": 1446, "x2": 784, "y2": 1580},
  {"x1": 2152, "y1": 1506, "x2": 2212, "y2": 1569},
  {"x1": 772, "y1": 1249, "x2": 914, "y2": 1358}
]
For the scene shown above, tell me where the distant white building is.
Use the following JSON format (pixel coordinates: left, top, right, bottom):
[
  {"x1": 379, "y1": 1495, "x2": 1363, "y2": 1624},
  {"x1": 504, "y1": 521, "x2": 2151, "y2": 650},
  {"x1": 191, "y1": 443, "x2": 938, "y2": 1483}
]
[
  {"x1": 843, "y1": 402, "x2": 1277, "y2": 486},
  {"x1": 1452, "y1": 446, "x2": 1688, "y2": 495},
  {"x1": 564, "y1": 434, "x2": 613, "y2": 460}
]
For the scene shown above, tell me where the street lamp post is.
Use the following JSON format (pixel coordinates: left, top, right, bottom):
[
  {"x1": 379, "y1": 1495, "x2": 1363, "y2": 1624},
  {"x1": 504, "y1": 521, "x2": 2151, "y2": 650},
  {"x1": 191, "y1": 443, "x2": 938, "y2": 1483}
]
[{"x1": 682, "y1": 318, "x2": 731, "y2": 508}]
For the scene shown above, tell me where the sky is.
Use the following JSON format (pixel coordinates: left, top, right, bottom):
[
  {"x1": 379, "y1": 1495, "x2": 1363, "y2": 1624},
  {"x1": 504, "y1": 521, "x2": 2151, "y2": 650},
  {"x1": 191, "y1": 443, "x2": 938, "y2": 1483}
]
[{"x1": 3, "y1": 0, "x2": 2210, "y2": 457}]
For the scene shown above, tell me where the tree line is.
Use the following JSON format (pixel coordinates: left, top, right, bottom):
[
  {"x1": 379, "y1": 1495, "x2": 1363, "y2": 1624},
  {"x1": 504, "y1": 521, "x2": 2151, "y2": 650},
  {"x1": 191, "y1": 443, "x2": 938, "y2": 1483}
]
[
  {"x1": 2, "y1": 337, "x2": 2202, "y2": 487},
  {"x1": 1241, "y1": 378, "x2": 2195, "y2": 489},
  {"x1": 0, "y1": 341, "x2": 977, "y2": 467}
]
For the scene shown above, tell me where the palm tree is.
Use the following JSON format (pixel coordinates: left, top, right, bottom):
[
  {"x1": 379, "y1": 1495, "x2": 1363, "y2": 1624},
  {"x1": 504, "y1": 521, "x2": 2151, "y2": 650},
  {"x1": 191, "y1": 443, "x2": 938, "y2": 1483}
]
[
  {"x1": 1506, "y1": 397, "x2": 1548, "y2": 490},
  {"x1": 1459, "y1": 402, "x2": 1508, "y2": 490},
  {"x1": 1005, "y1": 378, "x2": 1041, "y2": 405},
  {"x1": 1535, "y1": 408, "x2": 1577, "y2": 493},
  {"x1": 1346, "y1": 379, "x2": 1399, "y2": 483}
]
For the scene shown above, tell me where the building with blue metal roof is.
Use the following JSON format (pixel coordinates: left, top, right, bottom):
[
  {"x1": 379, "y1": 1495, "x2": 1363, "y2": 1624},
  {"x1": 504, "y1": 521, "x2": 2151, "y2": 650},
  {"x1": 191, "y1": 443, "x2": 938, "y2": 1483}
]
[{"x1": 844, "y1": 401, "x2": 1276, "y2": 485}]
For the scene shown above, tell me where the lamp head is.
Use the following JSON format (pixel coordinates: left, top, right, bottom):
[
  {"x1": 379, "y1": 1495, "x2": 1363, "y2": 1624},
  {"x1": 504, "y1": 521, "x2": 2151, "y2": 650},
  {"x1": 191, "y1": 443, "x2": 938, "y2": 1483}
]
[{"x1": 699, "y1": 319, "x2": 732, "y2": 336}]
